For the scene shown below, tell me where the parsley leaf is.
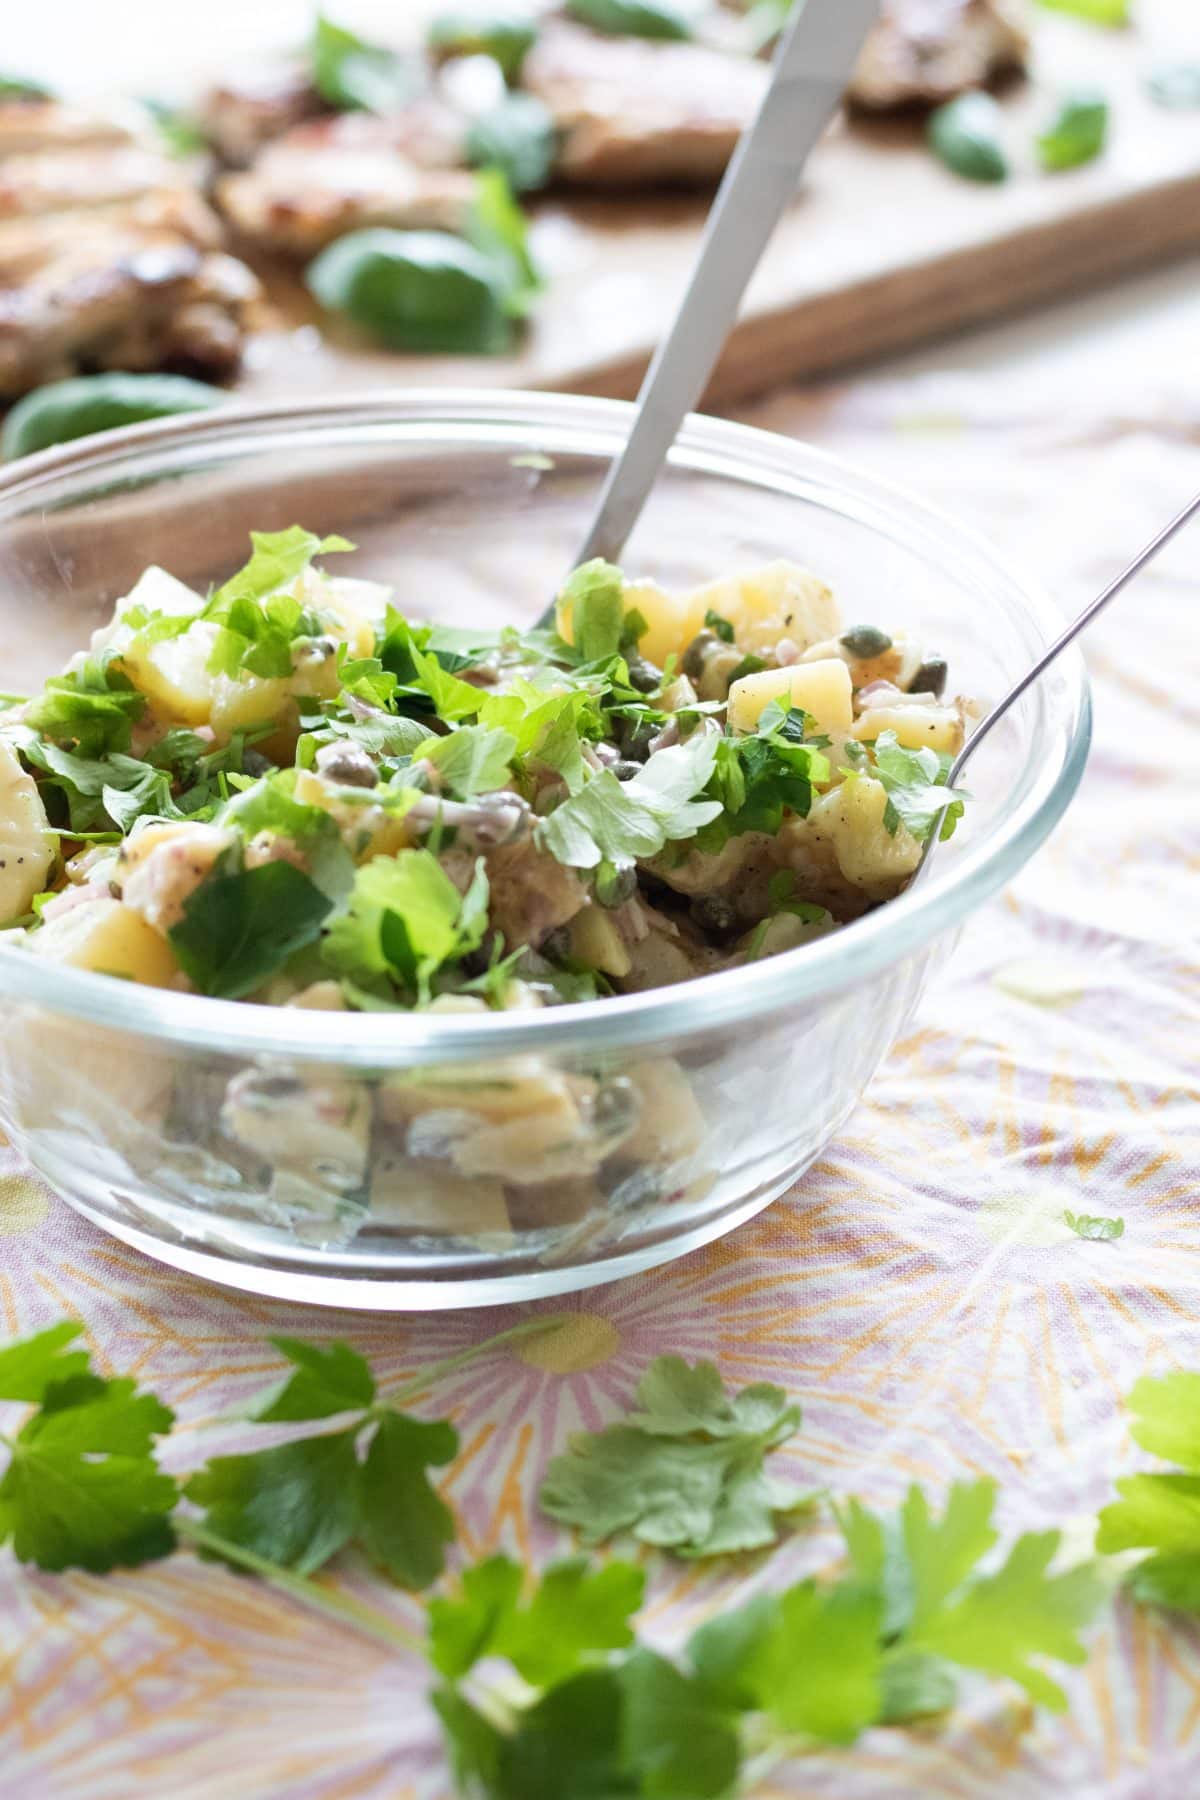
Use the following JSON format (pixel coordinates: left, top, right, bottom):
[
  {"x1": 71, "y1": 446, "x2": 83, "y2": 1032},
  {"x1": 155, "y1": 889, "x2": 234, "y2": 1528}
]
[
  {"x1": 422, "y1": 724, "x2": 517, "y2": 797},
  {"x1": 169, "y1": 860, "x2": 333, "y2": 999},
  {"x1": 1064, "y1": 1210, "x2": 1124, "y2": 1242},
  {"x1": 357, "y1": 1410, "x2": 458, "y2": 1588},
  {"x1": 703, "y1": 608, "x2": 735, "y2": 644},
  {"x1": 559, "y1": 560, "x2": 626, "y2": 663},
  {"x1": 254, "y1": 1337, "x2": 376, "y2": 1422},
  {"x1": 1098, "y1": 1373, "x2": 1200, "y2": 1614},
  {"x1": 24, "y1": 657, "x2": 145, "y2": 757},
  {"x1": 430, "y1": 1553, "x2": 644, "y2": 1685},
  {"x1": 618, "y1": 1647, "x2": 743, "y2": 1796},
  {"x1": 219, "y1": 772, "x2": 356, "y2": 903},
  {"x1": 322, "y1": 849, "x2": 488, "y2": 1001},
  {"x1": 186, "y1": 1432, "x2": 361, "y2": 1575},
  {"x1": 539, "y1": 1356, "x2": 808, "y2": 1557},
  {"x1": 0, "y1": 1319, "x2": 90, "y2": 1402},
  {"x1": 537, "y1": 733, "x2": 721, "y2": 871},
  {"x1": 209, "y1": 527, "x2": 354, "y2": 612},
  {"x1": 869, "y1": 730, "x2": 966, "y2": 843},
  {"x1": 840, "y1": 1480, "x2": 1103, "y2": 1713},
  {"x1": 0, "y1": 1345, "x2": 177, "y2": 1573}
]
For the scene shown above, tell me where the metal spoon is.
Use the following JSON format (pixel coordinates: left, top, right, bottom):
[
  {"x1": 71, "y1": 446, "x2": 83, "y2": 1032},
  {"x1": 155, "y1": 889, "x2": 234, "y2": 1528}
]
[
  {"x1": 537, "y1": 0, "x2": 882, "y2": 624},
  {"x1": 910, "y1": 486, "x2": 1200, "y2": 888}
]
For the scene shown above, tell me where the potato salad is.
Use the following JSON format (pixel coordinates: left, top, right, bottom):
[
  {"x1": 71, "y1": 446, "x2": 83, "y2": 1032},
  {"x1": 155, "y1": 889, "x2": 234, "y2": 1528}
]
[{"x1": 0, "y1": 528, "x2": 968, "y2": 1011}]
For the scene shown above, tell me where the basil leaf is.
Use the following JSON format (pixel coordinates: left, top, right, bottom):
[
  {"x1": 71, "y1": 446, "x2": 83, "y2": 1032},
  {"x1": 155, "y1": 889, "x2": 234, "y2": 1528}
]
[
  {"x1": 310, "y1": 13, "x2": 420, "y2": 114},
  {"x1": 1033, "y1": 0, "x2": 1129, "y2": 22},
  {"x1": 466, "y1": 93, "x2": 556, "y2": 194},
  {"x1": 565, "y1": 0, "x2": 699, "y2": 41},
  {"x1": 307, "y1": 228, "x2": 512, "y2": 354},
  {"x1": 927, "y1": 93, "x2": 1009, "y2": 184},
  {"x1": 1035, "y1": 89, "x2": 1109, "y2": 171},
  {"x1": 466, "y1": 168, "x2": 542, "y2": 315},
  {"x1": 427, "y1": 10, "x2": 538, "y2": 83},
  {"x1": 169, "y1": 862, "x2": 333, "y2": 999},
  {"x1": 2, "y1": 373, "x2": 224, "y2": 462},
  {"x1": 0, "y1": 73, "x2": 54, "y2": 103}
]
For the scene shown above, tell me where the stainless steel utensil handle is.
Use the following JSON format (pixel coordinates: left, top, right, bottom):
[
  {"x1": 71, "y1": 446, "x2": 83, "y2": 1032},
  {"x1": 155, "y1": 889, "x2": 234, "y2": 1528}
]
[
  {"x1": 573, "y1": 0, "x2": 881, "y2": 572},
  {"x1": 910, "y1": 485, "x2": 1200, "y2": 888}
]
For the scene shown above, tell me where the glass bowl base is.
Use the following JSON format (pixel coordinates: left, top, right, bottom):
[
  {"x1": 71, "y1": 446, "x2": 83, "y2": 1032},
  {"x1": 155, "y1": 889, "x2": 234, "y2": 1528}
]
[{"x1": 54, "y1": 1167, "x2": 805, "y2": 1311}]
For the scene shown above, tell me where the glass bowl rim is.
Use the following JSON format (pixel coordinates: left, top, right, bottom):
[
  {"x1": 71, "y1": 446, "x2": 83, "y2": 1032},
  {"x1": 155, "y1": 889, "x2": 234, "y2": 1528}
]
[{"x1": 0, "y1": 388, "x2": 1092, "y2": 1063}]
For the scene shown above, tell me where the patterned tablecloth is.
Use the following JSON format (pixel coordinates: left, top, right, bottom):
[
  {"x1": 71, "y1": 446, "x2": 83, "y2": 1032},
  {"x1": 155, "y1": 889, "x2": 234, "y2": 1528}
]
[{"x1": 2, "y1": 359, "x2": 1199, "y2": 1800}]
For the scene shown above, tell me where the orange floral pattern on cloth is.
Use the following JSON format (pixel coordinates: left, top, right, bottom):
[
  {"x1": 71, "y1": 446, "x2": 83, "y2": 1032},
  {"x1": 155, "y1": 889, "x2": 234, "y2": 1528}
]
[{"x1": 2, "y1": 368, "x2": 1199, "y2": 1798}]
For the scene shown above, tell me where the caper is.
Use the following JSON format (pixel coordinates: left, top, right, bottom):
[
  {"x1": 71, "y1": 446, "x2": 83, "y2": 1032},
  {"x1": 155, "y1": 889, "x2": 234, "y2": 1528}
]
[
  {"x1": 681, "y1": 629, "x2": 719, "y2": 680},
  {"x1": 595, "y1": 860, "x2": 636, "y2": 909},
  {"x1": 690, "y1": 893, "x2": 740, "y2": 940},
  {"x1": 910, "y1": 655, "x2": 948, "y2": 699},
  {"x1": 625, "y1": 654, "x2": 663, "y2": 694},
  {"x1": 591, "y1": 1076, "x2": 639, "y2": 1141},
  {"x1": 617, "y1": 719, "x2": 654, "y2": 762},
  {"x1": 840, "y1": 625, "x2": 893, "y2": 660}
]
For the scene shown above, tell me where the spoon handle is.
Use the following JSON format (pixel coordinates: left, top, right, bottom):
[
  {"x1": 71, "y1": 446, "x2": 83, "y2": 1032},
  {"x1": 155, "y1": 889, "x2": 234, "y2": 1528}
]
[
  {"x1": 911, "y1": 485, "x2": 1200, "y2": 887},
  {"x1": 572, "y1": 0, "x2": 881, "y2": 572}
]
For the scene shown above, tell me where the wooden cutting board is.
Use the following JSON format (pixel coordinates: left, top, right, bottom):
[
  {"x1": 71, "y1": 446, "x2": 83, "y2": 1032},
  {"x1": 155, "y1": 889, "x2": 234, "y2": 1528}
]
[{"x1": 229, "y1": 0, "x2": 1200, "y2": 409}]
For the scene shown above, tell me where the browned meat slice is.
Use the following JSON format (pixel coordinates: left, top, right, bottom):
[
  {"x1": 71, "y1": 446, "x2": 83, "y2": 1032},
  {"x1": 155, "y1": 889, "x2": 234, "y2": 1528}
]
[
  {"x1": 850, "y1": 0, "x2": 1030, "y2": 109},
  {"x1": 0, "y1": 99, "x2": 147, "y2": 159},
  {"x1": 216, "y1": 114, "x2": 476, "y2": 257},
  {"x1": 0, "y1": 189, "x2": 222, "y2": 284},
  {"x1": 0, "y1": 98, "x2": 261, "y2": 399},
  {"x1": 196, "y1": 59, "x2": 329, "y2": 167},
  {"x1": 0, "y1": 234, "x2": 259, "y2": 399},
  {"x1": 520, "y1": 21, "x2": 767, "y2": 186},
  {"x1": 0, "y1": 147, "x2": 199, "y2": 223}
]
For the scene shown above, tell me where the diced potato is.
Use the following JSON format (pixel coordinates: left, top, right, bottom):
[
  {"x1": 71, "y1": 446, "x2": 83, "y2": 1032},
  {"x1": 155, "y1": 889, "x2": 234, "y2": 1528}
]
[
  {"x1": 620, "y1": 1060, "x2": 705, "y2": 1165},
  {"x1": 727, "y1": 657, "x2": 853, "y2": 738},
  {"x1": 808, "y1": 775, "x2": 921, "y2": 897},
  {"x1": 29, "y1": 898, "x2": 182, "y2": 986},
  {"x1": 369, "y1": 1152, "x2": 511, "y2": 1237},
  {"x1": 0, "y1": 742, "x2": 54, "y2": 923},
  {"x1": 306, "y1": 578, "x2": 375, "y2": 661},
  {"x1": 118, "y1": 619, "x2": 221, "y2": 726},
  {"x1": 89, "y1": 565, "x2": 204, "y2": 658},
  {"x1": 739, "y1": 911, "x2": 836, "y2": 959},
  {"x1": 379, "y1": 1056, "x2": 577, "y2": 1128},
  {"x1": 569, "y1": 904, "x2": 631, "y2": 979},
  {"x1": 118, "y1": 822, "x2": 235, "y2": 934},
  {"x1": 620, "y1": 919, "x2": 710, "y2": 992},
  {"x1": 853, "y1": 704, "x2": 964, "y2": 757},
  {"x1": 453, "y1": 1097, "x2": 599, "y2": 1184},
  {"x1": 221, "y1": 1068, "x2": 371, "y2": 1187},
  {"x1": 687, "y1": 562, "x2": 839, "y2": 659}
]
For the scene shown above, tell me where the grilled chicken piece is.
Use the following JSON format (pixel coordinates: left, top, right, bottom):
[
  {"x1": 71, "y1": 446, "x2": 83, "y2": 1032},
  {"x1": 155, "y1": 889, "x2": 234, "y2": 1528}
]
[
  {"x1": 0, "y1": 189, "x2": 222, "y2": 284},
  {"x1": 0, "y1": 99, "x2": 148, "y2": 159},
  {"x1": 217, "y1": 113, "x2": 476, "y2": 257},
  {"x1": 521, "y1": 21, "x2": 767, "y2": 187},
  {"x1": 0, "y1": 99, "x2": 260, "y2": 400},
  {"x1": 850, "y1": 0, "x2": 1030, "y2": 108},
  {"x1": 0, "y1": 146, "x2": 200, "y2": 223},
  {"x1": 0, "y1": 232, "x2": 258, "y2": 399},
  {"x1": 196, "y1": 59, "x2": 329, "y2": 167}
]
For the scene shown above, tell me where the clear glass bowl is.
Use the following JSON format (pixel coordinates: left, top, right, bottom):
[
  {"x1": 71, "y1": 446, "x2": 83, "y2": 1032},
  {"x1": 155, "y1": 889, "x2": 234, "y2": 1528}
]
[{"x1": 0, "y1": 393, "x2": 1090, "y2": 1309}]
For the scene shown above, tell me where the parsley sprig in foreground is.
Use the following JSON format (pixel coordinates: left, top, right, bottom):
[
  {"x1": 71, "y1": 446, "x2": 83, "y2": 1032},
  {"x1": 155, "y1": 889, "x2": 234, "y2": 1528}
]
[{"x1": 7, "y1": 1317, "x2": 1187, "y2": 1797}]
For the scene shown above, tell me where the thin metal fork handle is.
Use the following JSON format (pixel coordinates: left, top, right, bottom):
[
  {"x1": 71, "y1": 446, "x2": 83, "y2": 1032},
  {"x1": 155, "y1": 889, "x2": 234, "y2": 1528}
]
[
  {"x1": 572, "y1": 0, "x2": 882, "y2": 573},
  {"x1": 910, "y1": 486, "x2": 1200, "y2": 888}
]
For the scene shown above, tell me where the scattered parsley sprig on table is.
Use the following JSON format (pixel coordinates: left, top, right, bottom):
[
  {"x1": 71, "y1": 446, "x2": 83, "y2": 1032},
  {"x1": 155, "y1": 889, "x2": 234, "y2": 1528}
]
[{"x1": 0, "y1": 1318, "x2": 1136, "y2": 1798}]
